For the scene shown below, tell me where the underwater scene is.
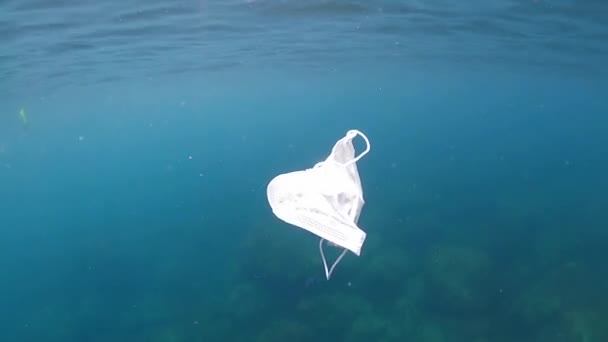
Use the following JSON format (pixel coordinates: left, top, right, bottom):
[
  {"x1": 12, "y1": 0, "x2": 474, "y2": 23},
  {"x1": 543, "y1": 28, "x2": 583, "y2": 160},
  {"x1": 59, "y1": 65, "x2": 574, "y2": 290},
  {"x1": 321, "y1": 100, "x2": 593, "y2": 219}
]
[{"x1": 1, "y1": 0, "x2": 608, "y2": 341}]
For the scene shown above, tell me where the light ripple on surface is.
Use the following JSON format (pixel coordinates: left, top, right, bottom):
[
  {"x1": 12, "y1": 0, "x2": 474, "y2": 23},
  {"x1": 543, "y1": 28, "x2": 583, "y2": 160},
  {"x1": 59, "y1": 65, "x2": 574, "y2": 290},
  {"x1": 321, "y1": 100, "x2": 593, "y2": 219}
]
[{"x1": 1, "y1": 0, "x2": 607, "y2": 92}]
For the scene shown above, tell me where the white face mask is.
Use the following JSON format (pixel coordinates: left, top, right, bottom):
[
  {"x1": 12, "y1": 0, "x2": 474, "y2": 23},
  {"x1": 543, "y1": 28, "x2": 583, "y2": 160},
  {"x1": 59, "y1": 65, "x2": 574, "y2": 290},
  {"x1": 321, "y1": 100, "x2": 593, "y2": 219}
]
[{"x1": 267, "y1": 130, "x2": 371, "y2": 280}]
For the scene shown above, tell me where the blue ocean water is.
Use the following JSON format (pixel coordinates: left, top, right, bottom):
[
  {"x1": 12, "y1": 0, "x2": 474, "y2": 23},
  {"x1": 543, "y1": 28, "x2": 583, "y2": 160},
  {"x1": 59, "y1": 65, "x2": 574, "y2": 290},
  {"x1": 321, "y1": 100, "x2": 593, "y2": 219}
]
[{"x1": 1, "y1": 1, "x2": 608, "y2": 341}]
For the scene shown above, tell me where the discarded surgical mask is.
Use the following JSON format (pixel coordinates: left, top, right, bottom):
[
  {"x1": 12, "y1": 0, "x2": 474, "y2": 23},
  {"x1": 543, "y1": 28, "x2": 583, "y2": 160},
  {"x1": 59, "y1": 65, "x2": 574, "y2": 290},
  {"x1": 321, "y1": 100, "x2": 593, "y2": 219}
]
[{"x1": 267, "y1": 129, "x2": 371, "y2": 280}]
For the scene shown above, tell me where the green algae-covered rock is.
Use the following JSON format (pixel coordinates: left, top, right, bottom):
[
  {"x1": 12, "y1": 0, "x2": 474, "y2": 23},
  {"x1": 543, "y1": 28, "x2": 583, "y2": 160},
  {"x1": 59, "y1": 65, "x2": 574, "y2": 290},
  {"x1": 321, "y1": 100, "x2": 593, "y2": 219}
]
[
  {"x1": 256, "y1": 318, "x2": 314, "y2": 342},
  {"x1": 425, "y1": 244, "x2": 493, "y2": 314}
]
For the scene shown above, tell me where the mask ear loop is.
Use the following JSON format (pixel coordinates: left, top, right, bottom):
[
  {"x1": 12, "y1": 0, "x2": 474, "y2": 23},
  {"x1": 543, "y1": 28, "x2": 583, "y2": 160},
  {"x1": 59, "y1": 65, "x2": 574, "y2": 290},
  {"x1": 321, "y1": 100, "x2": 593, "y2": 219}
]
[
  {"x1": 344, "y1": 130, "x2": 370, "y2": 166},
  {"x1": 319, "y1": 238, "x2": 348, "y2": 280}
]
